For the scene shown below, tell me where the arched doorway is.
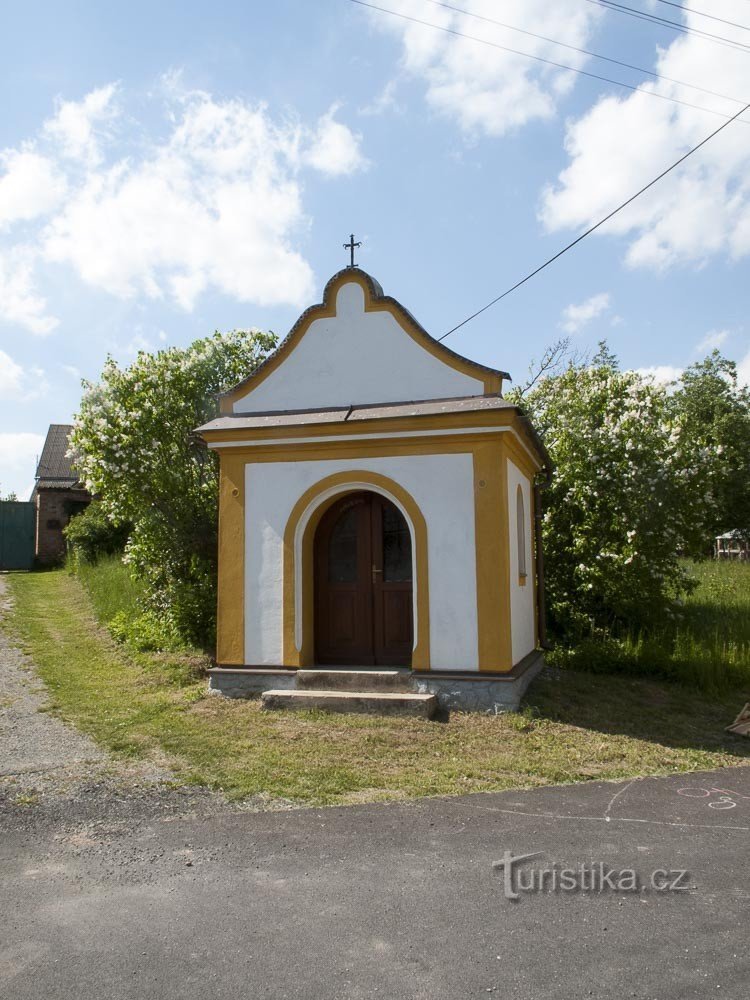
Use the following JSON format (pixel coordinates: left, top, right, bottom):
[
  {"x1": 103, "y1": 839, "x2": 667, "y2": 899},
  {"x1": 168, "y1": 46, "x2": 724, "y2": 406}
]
[{"x1": 314, "y1": 491, "x2": 413, "y2": 666}]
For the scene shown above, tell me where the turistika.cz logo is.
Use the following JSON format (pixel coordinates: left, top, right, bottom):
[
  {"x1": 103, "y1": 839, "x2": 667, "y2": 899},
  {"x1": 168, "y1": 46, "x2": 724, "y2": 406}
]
[{"x1": 492, "y1": 851, "x2": 691, "y2": 901}]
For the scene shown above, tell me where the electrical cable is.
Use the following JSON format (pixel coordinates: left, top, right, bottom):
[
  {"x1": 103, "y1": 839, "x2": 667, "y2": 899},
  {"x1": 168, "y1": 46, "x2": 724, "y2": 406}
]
[{"x1": 437, "y1": 99, "x2": 750, "y2": 341}]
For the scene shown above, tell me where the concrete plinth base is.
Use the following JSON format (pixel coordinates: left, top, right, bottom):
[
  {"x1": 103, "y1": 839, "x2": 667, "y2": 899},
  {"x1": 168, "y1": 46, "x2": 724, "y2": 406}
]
[
  {"x1": 207, "y1": 650, "x2": 544, "y2": 714},
  {"x1": 411, "y1": 651, "x2": 544, "y2": 713}
]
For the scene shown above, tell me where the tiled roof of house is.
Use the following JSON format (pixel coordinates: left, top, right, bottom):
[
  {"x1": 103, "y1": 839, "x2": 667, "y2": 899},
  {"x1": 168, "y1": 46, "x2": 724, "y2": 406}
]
[{"x1": 34, "y1": 424, "x2": 81, "y2": 487}]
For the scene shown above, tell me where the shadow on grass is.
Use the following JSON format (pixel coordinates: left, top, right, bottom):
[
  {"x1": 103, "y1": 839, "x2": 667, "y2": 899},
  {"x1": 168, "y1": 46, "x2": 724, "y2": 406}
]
[
  {"x1": 680, "y1": 601, "x2": 750, "y2": 639},
  {"x1": 524, "y1": 667, "x2": 750, "y2": 759}
]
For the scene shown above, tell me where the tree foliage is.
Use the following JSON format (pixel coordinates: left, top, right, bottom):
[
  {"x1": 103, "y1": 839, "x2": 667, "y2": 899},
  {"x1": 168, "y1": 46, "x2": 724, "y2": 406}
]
[
  {"x1": 671, "y1": 351, "x2": 750, "y2": 545},
  {"x1": 69, "y1": 329, "x2": 277, "y2": 646},
  {"x1": 514, "y1": 345, "x2": 748, "y2": 638}
]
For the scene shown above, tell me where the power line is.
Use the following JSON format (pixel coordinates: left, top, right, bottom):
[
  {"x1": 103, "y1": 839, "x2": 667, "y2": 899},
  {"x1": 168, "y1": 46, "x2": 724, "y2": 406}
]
[
  {"x1": 650, "y1": 0, "x2": 750, "y2": 34},
  {"x1": 352, "y1": 1, "x2": 750, "y2": 124},
  {"x1": 422, "y1": 0, "x2": 749, "y2": 109},
  {"x1": 437, "y1": 99, "x2": 750, "y2": 342},
  {"x1": 588, "y1": 0, "x2": 750, "y2": 53}
]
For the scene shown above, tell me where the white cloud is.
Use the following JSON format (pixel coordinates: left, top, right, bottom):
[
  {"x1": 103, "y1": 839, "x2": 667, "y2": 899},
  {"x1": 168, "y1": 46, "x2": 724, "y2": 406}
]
[
  {"x1": 0, "y1": 82, "x2": 367, "y2": 327},
  {"x1": 62, "y1": 364, "x2": 82, "y2": 379},
  {"x1": 0, "y1": 251, "x2": 58, "y2": 334},
  {"x1": 695, "y1": 329, "x2": 729, "y2": 353},
  {"x1": 359, "y1": 80, "x2": 404, "y2": 117},
  {"x1": 0, "y1": 431, "x2": 45, "y2": 499},
  {"x1": 0, "y1": 150, "x2": 67, "y2": 230},
  {"x1": 561, "y1": 291, "x2": 610, "y2": 333},
  {"x1": 42, "y1": 83, "x2": 119, "y2": 165},
  {"x1": 636, "y1": 365, "x2": 684, "y2": 385},
  {"x1": 540, "y1": 2, "x2": 750, "y2": 269},
  {"x1": 303, "y1": 105, "x2": 368, "y2": 176},
  {"x1": 0, "y1": 349, "x2": 25, "y2": 397},
  {"x1": 0, "y1": 349, "x2": 48, "y2": 400},
  {"x1": 367, "y1": 0, "x2": 603, "y2": 136}
]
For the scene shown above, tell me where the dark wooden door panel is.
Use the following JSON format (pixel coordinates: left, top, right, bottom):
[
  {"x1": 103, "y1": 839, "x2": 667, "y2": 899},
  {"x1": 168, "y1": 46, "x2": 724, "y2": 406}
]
[
  {"x1": 382, "y1": 590, "x2": 413, "y2": 647},
  {"x1": 315, "y1": 493, "x2": 373, "y2": 665},
  {"x1": 314, "y1": 492, "x2": 413, "y2": 667},
  {"x1": 328, "y1": 592, "x2": 357, "y2": 643},
  {"x1": 371, "y1": 496, "x2": 413, "y2": 667}
]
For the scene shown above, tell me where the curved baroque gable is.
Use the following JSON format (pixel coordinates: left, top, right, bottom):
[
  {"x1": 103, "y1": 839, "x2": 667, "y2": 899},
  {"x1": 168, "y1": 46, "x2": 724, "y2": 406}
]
[{"x1": 221, "y1": 269, "x2": 508, "y2": 414}]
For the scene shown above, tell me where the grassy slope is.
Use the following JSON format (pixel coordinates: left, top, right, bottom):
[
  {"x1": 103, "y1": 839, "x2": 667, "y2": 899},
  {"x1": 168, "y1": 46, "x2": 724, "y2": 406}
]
[{"x1": 5, "y1": 567, "x2": 748, "y2": 806}]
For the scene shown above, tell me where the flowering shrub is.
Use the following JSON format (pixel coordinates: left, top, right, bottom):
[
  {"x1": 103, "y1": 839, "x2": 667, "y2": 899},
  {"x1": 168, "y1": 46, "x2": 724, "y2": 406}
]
[
  {"x1": 517, "y1": 346, "x2": 714, "y2": 637},
  {"x1": 671, "y1": 352, "x2": 750, "y2": 546},
  {"x1": 69, "y1": 329, "x2": 277, "y2": 646}
]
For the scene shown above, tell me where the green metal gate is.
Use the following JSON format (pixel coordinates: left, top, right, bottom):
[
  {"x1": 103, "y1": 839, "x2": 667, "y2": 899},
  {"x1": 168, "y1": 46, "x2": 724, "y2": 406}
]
[{"x1": 0, "y1": 501, "x2": 36, "y2": 570}]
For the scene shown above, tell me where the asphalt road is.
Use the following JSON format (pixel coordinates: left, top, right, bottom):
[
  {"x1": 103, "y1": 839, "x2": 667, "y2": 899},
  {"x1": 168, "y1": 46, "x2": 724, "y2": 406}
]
[{"x1": 1, "y1": 764, "x2": 748, "y2": 1000}]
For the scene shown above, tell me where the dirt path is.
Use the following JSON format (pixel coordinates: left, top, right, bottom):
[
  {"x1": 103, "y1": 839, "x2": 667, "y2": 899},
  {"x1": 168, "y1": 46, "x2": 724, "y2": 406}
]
[
  {"x1": 0, "y1": 577, "x2": 106, "y2": 782},
  {"x1": 0, "y1": 575, "x2": 205, "y2": 810}
]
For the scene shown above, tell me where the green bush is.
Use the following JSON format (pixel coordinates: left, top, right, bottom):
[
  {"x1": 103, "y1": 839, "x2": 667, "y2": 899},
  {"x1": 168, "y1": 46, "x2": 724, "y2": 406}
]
[
  {"x1": 64, "y1": 501, "x2": 130, "y2": 566},
  {"x1": 109, "y1": 608, "x2": 184, "y2": 653},
  {"x1": 75, "y1": 554, "x2": 185, "y2": 654}
]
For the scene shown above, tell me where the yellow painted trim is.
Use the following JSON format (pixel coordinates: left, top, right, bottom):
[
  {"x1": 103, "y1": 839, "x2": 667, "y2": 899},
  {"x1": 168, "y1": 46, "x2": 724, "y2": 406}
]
[
  {"x1": 281, "y1": 471, "x2": 431, "y2": 671},
  {"x1": 213, "y1": 437, "x2": 502, "y2": 468},
  {"x1": 473, "y1": 439, "x2": 513, "y2": 672},
  {"x1": 503, "y1": 425, "x2": 544, "y2": 479},
  {"x1": 216, "y1": 453, "x2": 245, "y2": 665},
  {"x1": 530, "y1": 484, "x2": 540, "y2": 647},
  {"x1": 220, "y1": 269, "x2": 502, "y2": 414}
]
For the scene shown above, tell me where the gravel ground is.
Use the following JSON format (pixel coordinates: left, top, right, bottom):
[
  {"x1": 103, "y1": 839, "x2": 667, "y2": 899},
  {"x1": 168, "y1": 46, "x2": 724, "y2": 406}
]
[
  {"x1": 0, "y1": 577, "x2": 106, "y2": 777},
  {"x1": 0, "y1": 574, "x2": 221, "y2": 817}
]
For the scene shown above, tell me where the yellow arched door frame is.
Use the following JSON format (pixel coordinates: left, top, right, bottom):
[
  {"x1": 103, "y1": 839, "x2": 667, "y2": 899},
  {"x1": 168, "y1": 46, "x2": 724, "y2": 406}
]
[{"x1": 282, "y1": 471, "x2": 430, "y2": 671}]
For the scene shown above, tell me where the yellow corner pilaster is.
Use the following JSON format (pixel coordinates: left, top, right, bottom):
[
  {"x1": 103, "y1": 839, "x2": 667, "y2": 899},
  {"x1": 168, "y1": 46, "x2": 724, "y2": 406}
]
[
  {"x1": 216, "y1": 452, "x2": 245, "y2": 665},
  {"x1": 473, "y1": 440, "x2": 513, "y2": 672}
]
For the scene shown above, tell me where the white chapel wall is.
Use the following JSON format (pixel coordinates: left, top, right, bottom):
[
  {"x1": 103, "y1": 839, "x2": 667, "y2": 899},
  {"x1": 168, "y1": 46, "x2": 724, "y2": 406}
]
[
  {"x1": 507, "y1": 458, "x2": 536, "y2": 664},
  {"x1": 232, "y1": 280, "x2": 486, "y2": 413},
  {"x1": 243, "y1": 453, "x2": 479, "y2": 670}
]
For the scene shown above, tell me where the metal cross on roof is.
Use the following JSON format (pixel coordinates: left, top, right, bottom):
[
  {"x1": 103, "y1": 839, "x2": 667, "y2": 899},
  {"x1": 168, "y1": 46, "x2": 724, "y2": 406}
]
[{"x1": 343, "y1": 233, "x2": 361, "y2": 267}]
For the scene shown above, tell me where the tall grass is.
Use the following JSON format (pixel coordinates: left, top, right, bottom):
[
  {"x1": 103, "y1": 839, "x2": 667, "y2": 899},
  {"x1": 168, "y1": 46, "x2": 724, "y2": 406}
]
[
  {"x1": 73, "y1": 555, "x2": 185, "y2": 653},
  {"x1": 74, "y1": 555, "x2": 143, "y2": 625},
  {"x1": 548, "y1": 560, "x2": 750, "y2": 693}
]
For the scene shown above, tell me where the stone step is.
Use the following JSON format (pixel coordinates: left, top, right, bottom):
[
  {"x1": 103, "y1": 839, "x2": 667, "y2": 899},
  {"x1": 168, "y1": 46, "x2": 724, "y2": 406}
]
[
  {"x1": 261, "y1": 689, "x2": 438, "y2": 719},
  {"x1": 295, "y1": 669, "x2": 411, "y2": 692}
]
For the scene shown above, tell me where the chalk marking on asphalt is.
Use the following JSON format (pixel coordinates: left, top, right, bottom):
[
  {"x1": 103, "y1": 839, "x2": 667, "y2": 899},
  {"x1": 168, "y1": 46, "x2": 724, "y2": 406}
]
[
  {"x1": 676, "y1": 785, "x2": 750, "y2": 811},
  {"x1": 604, "y1": 777, "x2": 640, "y2": 822},
  {"x1": 467, "y1": 805, "x2": 750, "y2": 833}
]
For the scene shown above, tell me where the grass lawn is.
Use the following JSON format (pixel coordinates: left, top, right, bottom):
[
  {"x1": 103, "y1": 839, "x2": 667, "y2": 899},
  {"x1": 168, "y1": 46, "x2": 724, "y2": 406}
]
[
  {"x1": 4, "y1": 566, "x2": 749, "y2": 807},
  {"x1": 549, "y1": 560, "x2": 750, "y2": 692}
]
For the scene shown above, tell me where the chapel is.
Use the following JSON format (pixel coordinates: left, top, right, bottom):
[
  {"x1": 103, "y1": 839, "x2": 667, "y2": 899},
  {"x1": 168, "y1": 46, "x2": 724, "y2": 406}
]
[{"x1": 197, "y1": 258, "x2": 550, "y2": 714}]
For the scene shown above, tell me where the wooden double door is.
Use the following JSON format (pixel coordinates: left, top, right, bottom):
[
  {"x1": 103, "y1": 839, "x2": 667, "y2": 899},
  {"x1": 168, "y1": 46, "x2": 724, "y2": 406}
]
[{"x1": 314, "y1": 492, "x2": 413, "y2": 666}]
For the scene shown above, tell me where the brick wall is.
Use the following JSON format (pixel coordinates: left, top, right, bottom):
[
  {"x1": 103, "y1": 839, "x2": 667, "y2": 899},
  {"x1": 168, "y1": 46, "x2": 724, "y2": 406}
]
[{"x1": 35, "y1": 490, "x2": 90, "y2": 565}]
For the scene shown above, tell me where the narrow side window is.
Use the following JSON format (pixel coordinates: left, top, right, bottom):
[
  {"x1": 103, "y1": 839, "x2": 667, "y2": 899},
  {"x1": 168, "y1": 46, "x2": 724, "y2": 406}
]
[{"x1": 516, "y1": 484, "x2": 527, "y2": 581}]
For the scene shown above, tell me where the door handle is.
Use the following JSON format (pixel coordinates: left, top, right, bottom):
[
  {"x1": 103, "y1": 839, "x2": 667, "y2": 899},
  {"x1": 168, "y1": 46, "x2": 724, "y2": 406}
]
[{"x1": 372, "y1": 565, "x2": 382, "y2": 584}]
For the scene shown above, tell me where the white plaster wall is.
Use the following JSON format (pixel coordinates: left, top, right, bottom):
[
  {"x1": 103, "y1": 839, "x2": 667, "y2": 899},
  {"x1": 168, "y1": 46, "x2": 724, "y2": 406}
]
[
  {"x1": 507, "y1": 458, "x2": 536, "y2": 665},
  {"x1": 244, "y1": 453, "x2": 478, "y2": 670},
  {"x1": 232, "y1": 280, "x2": 485, "y2": 412}
]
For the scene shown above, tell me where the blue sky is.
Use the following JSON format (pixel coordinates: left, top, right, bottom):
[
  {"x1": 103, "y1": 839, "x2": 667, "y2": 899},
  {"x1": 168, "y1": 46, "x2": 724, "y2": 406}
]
[{"x1": 2, "y1": 0, "x2": 749, "y2": 497}]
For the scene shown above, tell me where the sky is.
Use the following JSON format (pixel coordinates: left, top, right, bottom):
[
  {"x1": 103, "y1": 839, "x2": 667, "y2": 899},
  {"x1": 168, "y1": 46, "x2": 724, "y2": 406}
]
[{"x1": 1, "y1": 0, "x2": 749, "y2": 498}]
